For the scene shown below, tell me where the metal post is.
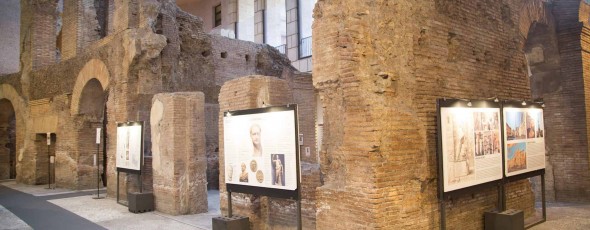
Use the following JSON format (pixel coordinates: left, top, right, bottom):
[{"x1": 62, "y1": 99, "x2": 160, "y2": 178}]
[
  {"x1": 297, "y1": 199, "x2": 302, "y2": 230},
  {"x1": 541, "y1": 173, "x2": 546, "y2": 221},
  {"x1": 440, "y1": 198, "x2": 446, "y2": 230},
  {"x1": 93, "y1": 143, "x2": 104, "y2": 199},
  {"x1": 227, "y1": 190, "x2": 232, "y2": 217},
  {"x1": 47, "y1": 144, "x2": 51, "y2": 189},
  {"x1": 117, "y1": 171, "x2": 120, "y2": 203},
  {"x1": 503, "y1": 182, "x2": 507, "y2": 211},
  {"x1": 139, "y1": 174, "x2": 143, "y2": 193}
]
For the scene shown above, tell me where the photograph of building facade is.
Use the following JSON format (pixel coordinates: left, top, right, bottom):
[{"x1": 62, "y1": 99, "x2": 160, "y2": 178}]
[{"x1": 0, "y1": 0, "x2": 590, "y2": 229}]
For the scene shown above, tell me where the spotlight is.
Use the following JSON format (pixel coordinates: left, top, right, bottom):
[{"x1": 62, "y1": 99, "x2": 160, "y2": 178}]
[
  {"x1": 494, "y1": 98, "x2": 499, "y2": 103},
  {"x1": 541, "y1": 104, "x2": 545, "y2": 108},
  {"x1": 467, "y1": 101, "x2": 472, "y2": 107},
  {"x1": 521, "y1": 100, "x2": 527, "y2": 106}
]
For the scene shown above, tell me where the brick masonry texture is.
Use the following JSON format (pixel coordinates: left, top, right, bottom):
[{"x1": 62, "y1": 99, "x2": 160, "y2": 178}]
[
  {"x1": 151, "y1": 92, "x2": 208, "y2": 215},
  {"x1": 2, "y1": 0, "x2": 590, "y2": 229},
  {"x1": 218, "y1": 75, "x2": 319, "y2": 229},
  {"x1": 0, "y1": 0, "x2": 296, "y2": 200},
  {"x1": 310, "y1": 0, "x2": 585, "y2": 229}
]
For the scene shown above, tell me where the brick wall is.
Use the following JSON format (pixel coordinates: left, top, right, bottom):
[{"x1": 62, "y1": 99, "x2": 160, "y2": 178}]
[
  {"x1": 219, "y1": 75, "x2": 318, "y2": 229},
  {"x1": 548, "y1": 1, "x2": 590, "y2": 202},
  {"x1": 313, "y1": 0, "x2": 540, "y2": 229},
  {"x1": 206, "y1": 103, "x2": 220, "y2": 189},
  {"x1": 31, "y1": 1, "x2": 57, "y2": 70},
  {"x1": 151, "y1": 92, "x2": 208, "y2": 215}
]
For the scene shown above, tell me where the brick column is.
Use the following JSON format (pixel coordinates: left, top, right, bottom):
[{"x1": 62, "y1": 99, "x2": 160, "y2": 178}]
[
  {"x1": 151, "y1": 92, "x2": 208, "y2": 215},
  {"x1": 219, "y1": 76, "x2": 294, "y2": 229}
]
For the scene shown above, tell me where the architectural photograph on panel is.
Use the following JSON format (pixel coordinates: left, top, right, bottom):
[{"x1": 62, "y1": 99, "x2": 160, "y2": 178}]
[{"x1": 1, "y1": 0, "x2": 590, "y2": 230}]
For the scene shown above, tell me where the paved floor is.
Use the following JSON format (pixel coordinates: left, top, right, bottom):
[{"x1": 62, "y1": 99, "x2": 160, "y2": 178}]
[{"x1": 0, "y1": 180, "x2": 588, "y2": 229}]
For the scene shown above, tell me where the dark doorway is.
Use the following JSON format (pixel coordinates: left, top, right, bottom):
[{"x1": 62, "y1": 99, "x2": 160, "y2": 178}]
[{"x1": 0, "y1": 99, "x2": 16, "y2": 180}]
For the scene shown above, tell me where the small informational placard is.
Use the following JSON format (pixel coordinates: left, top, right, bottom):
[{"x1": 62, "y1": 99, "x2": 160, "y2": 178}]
[
  {"x1": 47, "y1": 133, "x2": 51, "y2": 146},
  {"x1": 503, "y1": 102, "x2": 545, "y2": 177},
  {"x1": 93, "y1": 154, "x2": 97, "y2": 167},
  {"x1": 50, "y1": 156, "x2": 55, "y2": 164},
  {"x1": 96, "y1": 128, "x2": 101, "y2": 144},
  {"x1": 438, "y1": 99, "x2": 503, "y2": 193},
  {"x1": 223, "y1": 105, "x2": 300, "y2": 199},
  {"x1": 116, "y1": 122, "x2": 143, "y2": 172}
]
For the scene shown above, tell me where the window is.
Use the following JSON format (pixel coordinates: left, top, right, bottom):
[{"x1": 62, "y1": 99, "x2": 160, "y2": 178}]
[
  {"x1": 214, "y1": 4, "x2": 222, "y2": 28},
  {"x1": 265, "y1": 0, "x2": 286, "y2": 51},
  {"x1": 299, "y1": 0, "x2": 317, "y2": 58}
]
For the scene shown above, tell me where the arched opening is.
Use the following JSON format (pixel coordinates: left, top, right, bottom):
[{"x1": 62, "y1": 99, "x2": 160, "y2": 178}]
[
  {"x1": 524, "y1": 22, "x2": 561, "y2": 101},
  {"x1": 0, "y1": 99, "x2": 16, "y2": 180},
  {"x1": 76, "y1": 78, "x2": 108, "y2": 189},
  {"x1": 79, "y1": 79, "x2": 106, "y2": 119},
  {"x1": 523, "y1": 20, "x2": 561, "y2": 202}
]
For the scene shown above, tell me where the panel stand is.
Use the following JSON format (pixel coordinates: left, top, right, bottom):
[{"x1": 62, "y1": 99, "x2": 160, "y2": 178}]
[
  {"x1": 116, "y1": 171, "x2": 127, "y2": 206},
  {"x1": 501, "y1": 171, "x2": 546, "y2": 229},
  {"x1": 93, "y1": 143, "x2": 104, "y2": 199},
  {"x1": 523, "y1": 173, "x2": 546, "y2": 229},
  {"x1": 45, "y1": 144, "x2": 54, "y2": 190}
]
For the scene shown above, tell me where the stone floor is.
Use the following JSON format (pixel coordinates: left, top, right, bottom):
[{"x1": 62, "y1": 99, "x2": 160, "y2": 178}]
[{"x1": 0, "y1": 180, "x2": 589, "y2": 229}]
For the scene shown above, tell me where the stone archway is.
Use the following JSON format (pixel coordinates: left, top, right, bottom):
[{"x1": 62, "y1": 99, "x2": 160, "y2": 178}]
[
  {"x1": 68, "y1": 59, "x2": 110, "y2": 189},
  {"x1": 0, "y1": 84, "x2": 27, "y2": 183},
  {"x1": 71, "y1": 59, "x2": 110, "y2": 115},
  {"x1": 516, "y1": 0, "x2": 590, "y2": 203}
]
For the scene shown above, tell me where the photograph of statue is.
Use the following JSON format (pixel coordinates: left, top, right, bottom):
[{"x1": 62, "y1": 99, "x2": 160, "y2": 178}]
[
  {"x1": 271, "y1": 154, "x2": 285, "y2": 186},
  {"x1": 444, "y1": 110, "x2": 476, "y2": 185},
  {"x1": 239, "y1": 162, "x2": 248, "y2": 183}
]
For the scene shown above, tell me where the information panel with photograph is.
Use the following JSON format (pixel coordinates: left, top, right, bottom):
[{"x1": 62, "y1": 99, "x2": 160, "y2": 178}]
[
  {"x1": 116, "y1": 122, "x2": 143, "y2": 173},
  {"x1": 503, "y1": 102, "x2": 545, "y2": 177},
  {"x1": 438, "y1": 99, "x2": 503, "y2": 193},
  {"x1": 223, "y1": 105, "x2": 300, "y2": 199}
]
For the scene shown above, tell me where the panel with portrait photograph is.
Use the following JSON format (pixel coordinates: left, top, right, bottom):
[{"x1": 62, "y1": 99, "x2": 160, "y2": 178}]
[{"x1": 223, "y1": 106, "x2": 298, "y2": 192}]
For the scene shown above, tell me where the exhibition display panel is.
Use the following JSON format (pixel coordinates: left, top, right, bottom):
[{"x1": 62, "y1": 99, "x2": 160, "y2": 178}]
[
  {"x1": 223, "y1": 105, "x2": 300, "y2": 199},
  {"x1": 503, "y1": 102, "x2": 546, "y2": 177},
  {"x1": 436, "y1": 98, "x2": 547, "y2": 230},
  {"x1": 116, "y1": 122, "x2": 144, "y2": 172},
  {"x1": 438, "y1": 99, "x2": 503, "y2": 193}
]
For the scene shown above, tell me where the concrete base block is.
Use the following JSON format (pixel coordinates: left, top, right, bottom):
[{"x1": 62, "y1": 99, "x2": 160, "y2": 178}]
[
  {"x1": 128, "y1": 192, "x2": 154, "y2": 213},
  {"x1": 212, "y1": 215, "x2": 250, "y2": 230},
  {"x1": 484, "y1": 209, "x2": 524, "y2": 230}
]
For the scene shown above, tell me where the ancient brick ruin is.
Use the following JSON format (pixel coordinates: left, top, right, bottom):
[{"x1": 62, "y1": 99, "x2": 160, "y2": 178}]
[{"x1": 0, "y1": 0, "x2": 590, "y2": 229}]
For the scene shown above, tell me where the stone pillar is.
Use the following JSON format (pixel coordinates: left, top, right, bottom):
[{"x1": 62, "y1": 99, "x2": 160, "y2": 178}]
[
  {"x1": 151, "y1": 92, "x2": 208, "y2": 215},
  {"x1": 219, "y1": 75, "x2": 294, "y2": 229}
]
